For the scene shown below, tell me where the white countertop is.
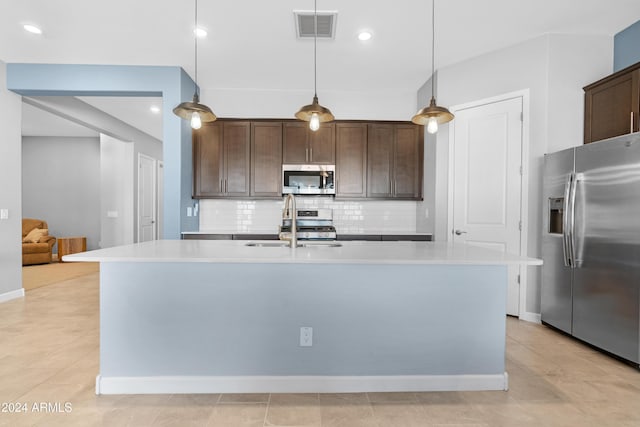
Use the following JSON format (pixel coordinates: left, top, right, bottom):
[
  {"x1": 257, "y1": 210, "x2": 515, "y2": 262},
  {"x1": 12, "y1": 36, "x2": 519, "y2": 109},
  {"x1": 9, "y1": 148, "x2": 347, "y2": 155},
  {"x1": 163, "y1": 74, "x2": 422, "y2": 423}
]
[{"x1": 63, "y1": 240, "x2": 541, "y2": 266}]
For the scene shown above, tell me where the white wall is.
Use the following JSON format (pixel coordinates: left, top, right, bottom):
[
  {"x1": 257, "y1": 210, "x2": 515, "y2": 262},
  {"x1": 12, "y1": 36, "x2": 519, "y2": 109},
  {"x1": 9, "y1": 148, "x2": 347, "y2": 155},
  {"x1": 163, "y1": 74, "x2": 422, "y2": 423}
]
[
  {"x1": 202, "y1": 88, "x2": 417, "y2": 122},
  {"x1": 22, "y1": 136, "x2": 101, "y2": 251},
  {"x1": 416, "y1": 77, "x2": 436, "y2": 235},
  {"x1": 100, "y1": 135, "x2": 134, "y2": 248},
  {"x1": 0, "y1": 59, "x2": 23, "y2": 301},
  {"x1": 421, "y1": 33, "x2": 612, "y2": 314}
]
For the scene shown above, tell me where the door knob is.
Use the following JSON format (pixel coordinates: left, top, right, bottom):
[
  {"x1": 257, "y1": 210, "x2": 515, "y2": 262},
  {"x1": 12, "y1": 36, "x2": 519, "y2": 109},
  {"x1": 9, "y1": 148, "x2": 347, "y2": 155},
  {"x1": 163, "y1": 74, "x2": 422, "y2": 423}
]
[{"x1": 454, "y1": 229, "x2": 467, "y2": 235}]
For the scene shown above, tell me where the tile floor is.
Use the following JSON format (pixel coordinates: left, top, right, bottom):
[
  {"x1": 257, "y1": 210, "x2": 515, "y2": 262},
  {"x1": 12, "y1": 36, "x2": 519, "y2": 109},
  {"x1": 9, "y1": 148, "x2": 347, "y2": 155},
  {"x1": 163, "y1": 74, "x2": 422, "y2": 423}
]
[{"x1": 0, "y1": 272, "x2": 639, "y2": 426}]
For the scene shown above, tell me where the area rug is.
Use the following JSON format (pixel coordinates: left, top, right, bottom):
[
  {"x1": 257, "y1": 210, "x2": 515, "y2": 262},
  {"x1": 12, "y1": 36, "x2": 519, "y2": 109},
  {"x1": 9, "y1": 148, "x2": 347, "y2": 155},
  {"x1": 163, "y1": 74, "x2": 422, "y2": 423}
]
[{"x1": 22, "y1": 261, "x2": 99, "y2": 291}]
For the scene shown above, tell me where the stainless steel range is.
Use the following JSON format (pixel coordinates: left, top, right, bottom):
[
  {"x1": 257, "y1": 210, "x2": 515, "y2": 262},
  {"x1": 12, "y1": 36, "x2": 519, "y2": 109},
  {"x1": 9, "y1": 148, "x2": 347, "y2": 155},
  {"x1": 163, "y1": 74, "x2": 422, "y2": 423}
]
[{"x1": 280, "y1": 208, "x2": 336, "y2": 240}]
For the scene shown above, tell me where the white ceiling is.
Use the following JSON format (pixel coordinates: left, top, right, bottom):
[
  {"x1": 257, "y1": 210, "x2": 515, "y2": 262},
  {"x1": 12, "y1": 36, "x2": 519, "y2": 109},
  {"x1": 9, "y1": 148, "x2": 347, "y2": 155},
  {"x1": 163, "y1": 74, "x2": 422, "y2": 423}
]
[
  {"x1": 22, "y1": 102, "x2": 98, "y2": 137},
  {"x1": 4, "y1": 0, "x2": 640, "y2": 136},
  {"x1": 78, "y1": 97, "x2": 163, "y2": 140}
]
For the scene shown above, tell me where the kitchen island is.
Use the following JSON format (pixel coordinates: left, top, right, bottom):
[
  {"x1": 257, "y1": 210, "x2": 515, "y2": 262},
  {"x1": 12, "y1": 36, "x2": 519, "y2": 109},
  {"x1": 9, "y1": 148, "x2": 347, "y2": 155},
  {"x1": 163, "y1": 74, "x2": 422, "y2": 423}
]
[{"x1": 64, "y1": 240, "x2": 541, "y2": 395}]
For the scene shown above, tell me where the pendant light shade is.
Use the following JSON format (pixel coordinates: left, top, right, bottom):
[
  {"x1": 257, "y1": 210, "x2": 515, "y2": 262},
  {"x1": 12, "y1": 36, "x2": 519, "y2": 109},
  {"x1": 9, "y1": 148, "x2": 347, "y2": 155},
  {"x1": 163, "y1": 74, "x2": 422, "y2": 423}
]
[
  {"x1": 412, "y1": 0, "x2": 453, "y2": 132},
  {"x1": 295, "y1": 0, "x2": 334, "y2": 131},
  {"x1": 173, "y1": 0, "x2": 216, "y2": 129},
  {"x1": 294, "y1": 95, "x2": 335, "y2": 123},
  {"x1": 173, "y1": 93, "x2": 217, "y2": 123},
  {"x1": 411, "y1": 96, "x2": 454, "y2": 126}
]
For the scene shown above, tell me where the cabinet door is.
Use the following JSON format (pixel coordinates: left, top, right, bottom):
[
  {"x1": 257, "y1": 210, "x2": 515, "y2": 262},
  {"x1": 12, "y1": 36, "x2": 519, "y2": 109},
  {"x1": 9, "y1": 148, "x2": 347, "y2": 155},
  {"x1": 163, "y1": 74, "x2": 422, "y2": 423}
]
[
  {"x1": 223, "y1": 122, "x2": 251, "y2": 196},
  {"x1": 283, "y1": 123, "x2": 309, "y2": 163},
  {"x1": 193, "y1": 122, "x2": 224, "y2": 197},
  {"x1": 585, "y1": 70, "x2": 640, "y2": 144},
  {"x1": 309, "y1": 123, "x2": 336, "y2": 164},
  {"x1": 251, "y1": 122, "x2": 283, "y2": 197},
  {"x1": 394, "y1": 124, "x2": 423, "y2": 199},
  {"x1": 336, "y1": 123, "x2": 367, "y2": 198},
  {"x1": 367, "y1": 124, "x2": 394, "y2": 198}
]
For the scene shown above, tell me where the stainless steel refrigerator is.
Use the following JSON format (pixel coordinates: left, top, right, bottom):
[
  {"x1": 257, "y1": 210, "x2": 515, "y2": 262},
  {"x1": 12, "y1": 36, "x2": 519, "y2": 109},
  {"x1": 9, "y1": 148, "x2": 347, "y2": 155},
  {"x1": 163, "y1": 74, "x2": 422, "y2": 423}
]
[{"x1": 542, "y1": 132, "x2": 640, "y2": 366}]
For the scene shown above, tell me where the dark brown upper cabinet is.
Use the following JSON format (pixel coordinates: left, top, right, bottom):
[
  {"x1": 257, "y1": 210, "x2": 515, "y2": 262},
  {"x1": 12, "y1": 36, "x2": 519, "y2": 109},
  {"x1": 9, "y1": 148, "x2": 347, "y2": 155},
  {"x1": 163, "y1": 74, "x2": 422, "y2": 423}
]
[
  {"x1": 584, "y1": 62, "x2": 640, "y2": 144},
  {"x1": 193, "y1": 119, "x2": 422, "y2": 201},
  {"x1": 283, "y1": 122, "x2": 335, "y2": 164},
  {"x1": 335, "y1": 123, "x2": 367, "y2": 199},
  {"x1": 251, "y1": 122, "x2": 283, "y2": 198},
  {"x1": 367, "y1": 123, "x2": 423, "y2": 200},
  {"x1": 193, "y1": 121, "x2": 250, "y2": 198}
]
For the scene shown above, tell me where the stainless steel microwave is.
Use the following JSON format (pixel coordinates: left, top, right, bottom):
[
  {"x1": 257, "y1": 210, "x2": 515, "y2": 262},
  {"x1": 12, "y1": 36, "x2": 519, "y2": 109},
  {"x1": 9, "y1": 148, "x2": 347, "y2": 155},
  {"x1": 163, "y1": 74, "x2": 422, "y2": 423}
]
[{"x1": 282, "y1": 164, "x2": 335, "y2": 195}]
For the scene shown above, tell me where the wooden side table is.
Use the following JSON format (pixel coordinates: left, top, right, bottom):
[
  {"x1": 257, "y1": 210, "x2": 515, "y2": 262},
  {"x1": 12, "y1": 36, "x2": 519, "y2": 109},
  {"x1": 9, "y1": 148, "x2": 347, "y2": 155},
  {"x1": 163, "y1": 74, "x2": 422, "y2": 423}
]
[{"x1": 58, "y1": 236, "x2": 87, "y2": 262}]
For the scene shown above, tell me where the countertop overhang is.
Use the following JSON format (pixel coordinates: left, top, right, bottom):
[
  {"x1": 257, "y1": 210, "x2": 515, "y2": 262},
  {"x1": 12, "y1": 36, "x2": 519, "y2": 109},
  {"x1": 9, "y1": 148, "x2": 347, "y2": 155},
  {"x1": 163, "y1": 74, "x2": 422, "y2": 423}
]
[{"x1": 63, "y1": 239, "x2": 542, "y2": 266}]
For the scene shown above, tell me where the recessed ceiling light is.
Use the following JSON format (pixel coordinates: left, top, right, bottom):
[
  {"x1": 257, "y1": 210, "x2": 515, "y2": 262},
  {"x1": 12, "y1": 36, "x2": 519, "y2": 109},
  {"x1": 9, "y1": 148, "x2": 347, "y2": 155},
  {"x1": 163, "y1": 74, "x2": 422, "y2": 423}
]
[
  {"x1": 194, "y1": 27, "x2": 207, "y2": 38},
  {"x1": 23, "y1": 24, "x2": 43, "y2": 35},
  {"x1": 358, "y1": 31, "x2": 372, "y2": 41},
  {"x1": 150, "y1": 106, "x2": 161, "y2": 114}
]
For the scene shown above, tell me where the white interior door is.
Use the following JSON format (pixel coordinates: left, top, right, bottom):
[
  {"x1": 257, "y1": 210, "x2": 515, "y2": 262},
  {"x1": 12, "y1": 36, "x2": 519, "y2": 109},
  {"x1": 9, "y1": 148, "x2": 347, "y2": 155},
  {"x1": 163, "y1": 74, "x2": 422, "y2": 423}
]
[
  {"x1": 138, "y1": 154, "x2": 157, "y2": 243},
  {"x1": 450, "y1": 96, "x2": 523, "y2": 316},
  {"x1": 156, "y1": 161, "x2": 164, "y2": 239}
]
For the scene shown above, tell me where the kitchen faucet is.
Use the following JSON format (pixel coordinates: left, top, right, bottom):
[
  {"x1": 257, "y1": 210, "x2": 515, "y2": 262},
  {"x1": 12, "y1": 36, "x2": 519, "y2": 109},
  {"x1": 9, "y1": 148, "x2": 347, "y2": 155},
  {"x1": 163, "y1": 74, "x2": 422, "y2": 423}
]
[{"x1": 279, "y1": 194, "x2": 297, "y2": 248}]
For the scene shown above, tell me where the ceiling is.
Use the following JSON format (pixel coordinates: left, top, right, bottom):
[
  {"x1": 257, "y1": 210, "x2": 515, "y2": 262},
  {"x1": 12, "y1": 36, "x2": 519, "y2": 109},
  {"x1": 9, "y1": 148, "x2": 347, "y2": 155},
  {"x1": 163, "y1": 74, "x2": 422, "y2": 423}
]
[{"x1": 4, "y1": 0, "x2": 640, "y2": 137}]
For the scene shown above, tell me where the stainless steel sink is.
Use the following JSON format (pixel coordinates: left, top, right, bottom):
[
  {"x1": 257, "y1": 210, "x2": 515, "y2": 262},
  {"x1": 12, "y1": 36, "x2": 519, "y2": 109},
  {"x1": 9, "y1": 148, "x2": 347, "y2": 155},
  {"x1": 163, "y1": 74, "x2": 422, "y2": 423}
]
[{"x1": 244, "y1": 241, "x2": 342, "y2": 248}]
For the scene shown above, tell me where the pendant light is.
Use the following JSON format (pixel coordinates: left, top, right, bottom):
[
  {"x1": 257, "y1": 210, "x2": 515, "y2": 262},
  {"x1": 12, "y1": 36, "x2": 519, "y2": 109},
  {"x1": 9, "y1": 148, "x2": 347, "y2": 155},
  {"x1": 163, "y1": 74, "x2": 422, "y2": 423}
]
[
  {"x1": 412, "y1": 0, "x2": 453, "y2": 133},
  {"x1": 173, "y1": 0, "x2": 216, "y2": 129},
  {"x1": 295, "y1": 0, "x2": 334, "y2": 131}
]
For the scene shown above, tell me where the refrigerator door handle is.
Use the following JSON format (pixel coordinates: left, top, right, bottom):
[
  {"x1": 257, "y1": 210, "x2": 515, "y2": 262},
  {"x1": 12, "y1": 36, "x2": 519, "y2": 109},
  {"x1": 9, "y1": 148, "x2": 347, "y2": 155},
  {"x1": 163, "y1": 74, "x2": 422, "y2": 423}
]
[
  {"x1": 568, "y1": 172, "x2": 580, "y2": 268},
  {"x1": 562, "y1": 173, "x2": 574, "y2": 267},
  {"x1": 569, "y1": 173, "x2": 582, "y2": 267}
]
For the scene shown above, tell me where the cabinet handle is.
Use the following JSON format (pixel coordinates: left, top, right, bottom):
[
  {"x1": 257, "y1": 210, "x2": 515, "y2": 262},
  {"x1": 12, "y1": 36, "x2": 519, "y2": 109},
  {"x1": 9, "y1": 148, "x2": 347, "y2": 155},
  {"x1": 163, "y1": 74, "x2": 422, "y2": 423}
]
[
  {"x1": 220, "y1": 179, "x2": 223, "y2": 193},
  {"x1": 310, "y1": 148, "x2": 313, "y2": 161},
  {"x1": 306, "y1": 148, "x2": 309, "y2": 162},
  {"x1": 631, "y1": 112, "x2": 635, "y2": 134},
  {"x1": 225, "y1": 179, "x2": 228, "y2": 193}
]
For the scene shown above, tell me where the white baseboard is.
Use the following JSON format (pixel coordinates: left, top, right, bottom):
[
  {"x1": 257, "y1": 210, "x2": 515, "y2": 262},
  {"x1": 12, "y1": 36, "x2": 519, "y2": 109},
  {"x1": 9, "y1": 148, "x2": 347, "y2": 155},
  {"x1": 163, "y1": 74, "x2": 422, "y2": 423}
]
[
  {"x1": 519, "y1": 311, "x2": 541, "y2": 324},
  {"x1": 96, "y1": 373, "x2": 509, "y2": 395},
  {"x1": 0, "y1": 288, "x2": 25, "y2": 303}
]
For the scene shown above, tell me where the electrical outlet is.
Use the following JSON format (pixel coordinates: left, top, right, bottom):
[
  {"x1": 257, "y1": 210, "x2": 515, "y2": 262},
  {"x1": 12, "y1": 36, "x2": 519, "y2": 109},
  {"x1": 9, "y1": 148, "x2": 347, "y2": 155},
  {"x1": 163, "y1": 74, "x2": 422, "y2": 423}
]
[
  {"x1": 0, "y1": 209, "x2": 8, "y2": 220},
  {"x1": 187, "y1": 207, "x2": 193, "y2": 217},
  {"x1": 300, "y1": 327, "x2": 313, "y2": 347}
]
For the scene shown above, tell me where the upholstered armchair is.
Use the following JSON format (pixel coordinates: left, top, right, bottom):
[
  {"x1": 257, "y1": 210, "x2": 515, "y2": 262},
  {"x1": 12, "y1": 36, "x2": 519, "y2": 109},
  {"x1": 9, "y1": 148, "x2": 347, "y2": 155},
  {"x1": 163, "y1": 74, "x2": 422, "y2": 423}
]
[{"x1": 22, "y1": 218, "x2": 56, "y2": 265}]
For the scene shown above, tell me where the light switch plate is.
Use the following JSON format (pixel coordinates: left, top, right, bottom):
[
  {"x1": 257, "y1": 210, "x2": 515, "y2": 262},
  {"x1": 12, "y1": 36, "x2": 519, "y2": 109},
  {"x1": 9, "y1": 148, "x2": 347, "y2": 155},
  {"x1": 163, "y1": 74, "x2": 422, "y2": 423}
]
[{"x1": 0, "y1": 209, "x2": 8, "y2": 220}]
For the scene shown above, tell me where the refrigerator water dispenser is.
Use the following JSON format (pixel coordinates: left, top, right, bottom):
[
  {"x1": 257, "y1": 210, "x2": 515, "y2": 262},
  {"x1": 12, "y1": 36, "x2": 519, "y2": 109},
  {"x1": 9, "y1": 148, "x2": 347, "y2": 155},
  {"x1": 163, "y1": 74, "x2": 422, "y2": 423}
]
[{"x1": 548, "y1": 197, "x2": 564, "y2": 234}]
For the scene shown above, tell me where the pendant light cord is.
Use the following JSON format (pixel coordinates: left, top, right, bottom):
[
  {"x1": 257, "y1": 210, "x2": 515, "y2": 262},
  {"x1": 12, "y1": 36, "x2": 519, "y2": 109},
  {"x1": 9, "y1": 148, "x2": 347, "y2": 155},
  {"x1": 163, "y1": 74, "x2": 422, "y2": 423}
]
[
  {"x1": 194, "y1": 0, "x2": 199, "y2": 97},
  {"x1": 431, "y1": 0, "x2": 435, "y2": 98},
  {"x1": 314, "y1": 0, "x2": 318, "y2": 98}
]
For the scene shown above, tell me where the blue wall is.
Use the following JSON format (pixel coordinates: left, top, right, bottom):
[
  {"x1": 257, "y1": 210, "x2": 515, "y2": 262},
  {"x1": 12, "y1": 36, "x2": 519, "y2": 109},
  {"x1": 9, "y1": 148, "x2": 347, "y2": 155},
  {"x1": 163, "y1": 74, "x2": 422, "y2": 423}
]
[
  {"x1": 6, "y1": 64, "x2": 198, "y2": 239},
  {"x1": 614, "y1": 20, "x2": 640, "y2": 71}
]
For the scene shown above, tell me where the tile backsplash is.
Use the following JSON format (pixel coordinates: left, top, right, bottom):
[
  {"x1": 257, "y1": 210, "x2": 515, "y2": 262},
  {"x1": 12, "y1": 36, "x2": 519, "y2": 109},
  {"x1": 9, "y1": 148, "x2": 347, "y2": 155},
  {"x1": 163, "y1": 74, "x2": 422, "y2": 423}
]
[{"x1": 199, "y1": 198, "x2": 418, "y2": 234}]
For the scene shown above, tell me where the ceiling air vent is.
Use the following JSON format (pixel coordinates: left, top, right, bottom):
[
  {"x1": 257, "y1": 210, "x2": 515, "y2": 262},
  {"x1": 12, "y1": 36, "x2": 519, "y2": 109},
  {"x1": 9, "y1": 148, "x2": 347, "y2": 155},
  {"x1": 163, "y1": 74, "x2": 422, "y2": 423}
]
[{"x1": 294, "y1": 10, "x2": 337, "y2": 39}]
